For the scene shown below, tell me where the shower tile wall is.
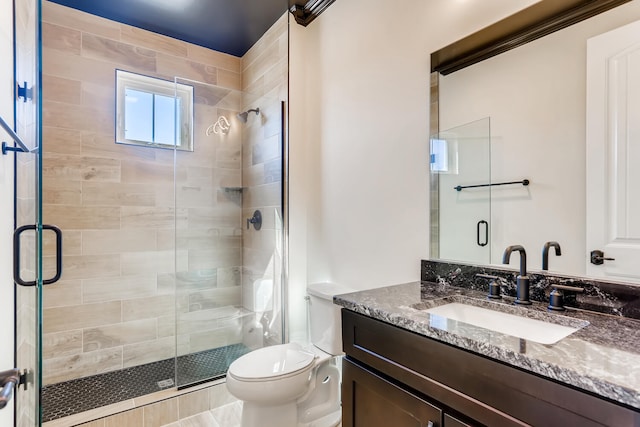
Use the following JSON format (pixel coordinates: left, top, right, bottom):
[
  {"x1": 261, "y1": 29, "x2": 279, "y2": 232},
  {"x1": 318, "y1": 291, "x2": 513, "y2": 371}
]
[
  {"x1": 40, "y1": 1, "x2": 244, "y2": 384},
  {"x1": 239, "y1": 14, "x2": 288, "y2": 346}
]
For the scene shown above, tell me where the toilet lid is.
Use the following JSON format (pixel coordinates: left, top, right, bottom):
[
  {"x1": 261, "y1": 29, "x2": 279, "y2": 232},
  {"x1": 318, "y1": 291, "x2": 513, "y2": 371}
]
[{"x1": 228, "y1": 343, "x2": 315, "y2": 381}]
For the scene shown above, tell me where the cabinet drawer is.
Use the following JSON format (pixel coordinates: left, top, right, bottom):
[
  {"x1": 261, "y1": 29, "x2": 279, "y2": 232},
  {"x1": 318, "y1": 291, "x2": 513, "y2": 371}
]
[
  {"x1": 343, "y1": 358, "x2": 442, "y2": 427},
  {"x1": 342, "y1": 309, "x2": 640, "y2": 427}
]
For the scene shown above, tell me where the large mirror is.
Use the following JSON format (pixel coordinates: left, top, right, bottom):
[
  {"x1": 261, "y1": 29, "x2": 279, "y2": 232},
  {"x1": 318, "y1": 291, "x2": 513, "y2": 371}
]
[{"x1": 431, "y1": 0, "x2": 640, "y2": 282}]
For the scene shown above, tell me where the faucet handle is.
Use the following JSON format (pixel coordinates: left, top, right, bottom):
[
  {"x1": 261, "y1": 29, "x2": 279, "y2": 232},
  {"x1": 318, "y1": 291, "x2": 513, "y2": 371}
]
[
  {"x1": 475, "y1": 274, "x2": 502, "y2": 300},
  {"x1": 548, "y1": 284, "x2": 584, "y2": 311}
]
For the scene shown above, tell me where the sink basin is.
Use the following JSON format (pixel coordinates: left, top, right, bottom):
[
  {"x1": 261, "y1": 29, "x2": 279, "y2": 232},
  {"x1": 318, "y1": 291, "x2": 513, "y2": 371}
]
[{"x1": 420, "y1": 301, "x2": 588, "y2": 345}]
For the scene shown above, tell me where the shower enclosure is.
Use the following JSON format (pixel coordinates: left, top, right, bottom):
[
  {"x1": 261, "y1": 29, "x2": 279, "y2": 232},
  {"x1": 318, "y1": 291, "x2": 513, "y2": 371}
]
[
  {"x1": 430, "y1": 118, "x2": 491, "y2": 264},
  {"x1": 9, "y1": 0, "x2": 289, "y2": 424}
]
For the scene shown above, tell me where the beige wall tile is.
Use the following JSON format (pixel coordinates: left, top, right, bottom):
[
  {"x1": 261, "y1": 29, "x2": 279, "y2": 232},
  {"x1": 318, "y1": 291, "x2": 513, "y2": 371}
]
[
  {"x1": 122, "y1": 294, "x2": 175, "y2": 322},
  {"x1": 43, "y1": 228, "x2": 81, "y2": 256},
  {"x1": 44, "y1": 48, "x2": 117, "y2": 86},
  {"x1": 215, "y1": 147, "x2": 241, "y2": 169},
  {"x1": 83, "y1": 275, "x2": 158, "y2": 304},
  {"x1": 44, "y1": 205, "x2": 120, "y2": 230},
  {"x1": 59, "y1": 254, "x2": 121, "y2": 280},
  {"x1": 187, "y1": 206, "x2": 241, "y2": 230},
  {"x1": 241, "y1": 13, "x2": 287, "y2": 69},
  {"x1": 178, "y1": 389, "x2": 210, "y2": 419},
  {"x1": 42, "y1": 21, "x2": 81, "y2": 55},
  {"x1": 42, "y1": 329, "x2": 82, "y2": 359},
  {"x1": 82, "y1": 33, "x2": 156, "y2": 72},
  {"x1": 84, "y1": 319, "x2": 157, "y2": 352},
  {"x1": 143, "y1": 398, "x2": 178, "y2": 427},
  {"x1": 217, "y1": 69, "x2": 242, "y2": 91},
  {"x1": 187, "y1": 326, "x2": 242, "y2": 353},
  {"x1": 157, "y1": 315, "x2": 176, "y2": 338},
  {"x1": 81, "y1": 132, "x2": 157, "y2": 162},
  {"x1": 43, "y1": 126, "x2": 82, "y2": 155},
  {"x1": 43, "y1": 347, "x2": 122, "y2": 385},
  {"x1": 156, "y1": 53, "x2": 217, "y2": 85},
  {"x1": 43, "y1": 100, "x2": 113, "y2": 134},
  {"x1": 187, "y1": 287, "x2": 241, "y2": 312},
  {"x1": 188, "y1": 247, "x2": 242, "y2": 270},
  {"x1": 43, "y1": 74, "x2": 81, "y2": 104},
  {"x1": 82, "y1": 229, "x2": 157, "y2": 255},
  {"x1": 121, "y1": 206, "x2": 186, "y2": 230},
  {"x1": 42, "y1": 279, "x2": 82, "y2": 309},
  {"x1": 242, "y1": 182, "x2": 281, "y2": 208},
  {"x1": 177, "y1": 305, "x2": 241, "y2": 334},
  {"x1": 121, "y1": 250, "x2": 179, "y2": 276},
  {"x1": 121, "y1": 26, "x2": 188, "y2": 58},
  {"x1": 43, "y1": 1, "x2": 122, "y2": 41},
  {"x1": 122, "y1": 336, "x2": 175, "y2": 368},
  {"x1": 121, "y1": 159, "x2": 175, "y2": 184},
  {"x1": 187, "y1": 44, "x2": 241, "y2": 72},
  {"x1": 81, "y1": 81, "x2": 115, "y2": 109},
  {"x1": 82, "y1": 182, "x2": 155, "y2": 207},
  {"x1": 104, "y1": 407, "x2": 143, "y2": 427},
  {"x1": 44, "y1": 300, "x2": 122, "y2": 333},
  {"x1": 43, "y1": 178, "x2": 82, "y2": 205}
]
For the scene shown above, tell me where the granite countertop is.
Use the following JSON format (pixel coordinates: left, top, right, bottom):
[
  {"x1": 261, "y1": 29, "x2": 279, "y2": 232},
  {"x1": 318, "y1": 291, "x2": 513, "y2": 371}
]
[{"x1": 334, "y1": 281, "x2": 640, "y2": 410}]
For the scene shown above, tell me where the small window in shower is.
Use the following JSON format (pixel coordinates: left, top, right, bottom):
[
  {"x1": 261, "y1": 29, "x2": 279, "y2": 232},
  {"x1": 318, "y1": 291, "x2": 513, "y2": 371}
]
[{"x1": 116, "y1": 70, "x2": 194, "y2": 151}]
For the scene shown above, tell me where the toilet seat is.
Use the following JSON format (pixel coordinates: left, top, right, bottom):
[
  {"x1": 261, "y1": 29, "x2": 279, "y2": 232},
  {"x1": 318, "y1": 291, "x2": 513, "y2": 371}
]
[{"x1": 228, "y1": 343, "x2": 316, "y2": 382}]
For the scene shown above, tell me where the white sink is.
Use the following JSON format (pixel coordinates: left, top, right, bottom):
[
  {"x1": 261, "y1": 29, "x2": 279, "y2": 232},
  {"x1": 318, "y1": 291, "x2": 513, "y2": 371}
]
[{"x1": 423, "y1": 302, "x2": 585, "y2": 345}]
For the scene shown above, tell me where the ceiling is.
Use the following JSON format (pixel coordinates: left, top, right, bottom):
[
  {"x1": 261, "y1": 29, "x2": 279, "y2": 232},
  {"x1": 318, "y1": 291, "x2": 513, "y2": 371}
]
[{"x1": 47, "y1": 0, "x2": 289, "y2": 57}]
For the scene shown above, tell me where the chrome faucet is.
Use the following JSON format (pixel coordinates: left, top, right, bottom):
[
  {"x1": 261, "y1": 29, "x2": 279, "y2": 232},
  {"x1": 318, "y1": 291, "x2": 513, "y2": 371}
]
[
  {"x1": 542, "y1": 241, "x2": 561, "y2": 270},
  {"x1": 502, "y1": 245, "x2": 531, "y2": 305}
]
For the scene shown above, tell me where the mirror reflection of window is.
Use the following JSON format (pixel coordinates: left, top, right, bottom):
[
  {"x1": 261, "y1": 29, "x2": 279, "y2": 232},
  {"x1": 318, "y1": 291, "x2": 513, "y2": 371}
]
[{"x1": 116, "y1": 70, "x2": 193, "y2": 151}]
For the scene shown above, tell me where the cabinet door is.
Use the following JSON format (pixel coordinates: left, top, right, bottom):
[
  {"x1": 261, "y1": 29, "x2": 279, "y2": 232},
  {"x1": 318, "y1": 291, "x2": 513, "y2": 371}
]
[
  {"x1": 444, "y1": 414, "x2": 473, "y2": 427},
  {"x1": 343, "y1": 358, "x2": 442, "y2": 427}
]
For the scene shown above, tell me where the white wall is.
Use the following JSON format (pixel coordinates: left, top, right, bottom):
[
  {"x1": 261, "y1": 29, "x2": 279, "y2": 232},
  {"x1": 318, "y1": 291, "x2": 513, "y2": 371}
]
[
  {"x1": 0, "y1": 0, "x2": 15, "y2": 423},
  {"x1": 288, "y1": 0, "x2": 538, "y2": 338}
]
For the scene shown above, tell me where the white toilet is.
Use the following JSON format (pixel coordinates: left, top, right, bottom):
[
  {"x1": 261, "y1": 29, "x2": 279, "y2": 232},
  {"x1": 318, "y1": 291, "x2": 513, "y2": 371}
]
[{"x1": 226, "y1": 282, "x2": 352, "y2": 427}]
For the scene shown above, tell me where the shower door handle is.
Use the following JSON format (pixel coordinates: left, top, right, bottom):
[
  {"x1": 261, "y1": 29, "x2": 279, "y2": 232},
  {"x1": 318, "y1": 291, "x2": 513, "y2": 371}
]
[
  {"x1": 477, "y1": 220, "x2": 488, "y2": 247},
  {"x1": 13, "y1": 224, "x2": 63, "y2": 286}
]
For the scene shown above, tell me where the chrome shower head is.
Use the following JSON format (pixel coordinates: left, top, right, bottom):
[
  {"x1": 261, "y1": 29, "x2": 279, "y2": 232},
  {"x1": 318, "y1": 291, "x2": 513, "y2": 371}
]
[{"x1": 237, "y1": 108, "x2": 260, "y2": 123}]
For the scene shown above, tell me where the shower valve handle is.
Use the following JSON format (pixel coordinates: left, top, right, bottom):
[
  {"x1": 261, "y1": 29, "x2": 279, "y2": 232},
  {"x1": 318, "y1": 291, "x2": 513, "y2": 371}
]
[{"x1": 247, "y1": 210, "x2": 262, "y2": 231}]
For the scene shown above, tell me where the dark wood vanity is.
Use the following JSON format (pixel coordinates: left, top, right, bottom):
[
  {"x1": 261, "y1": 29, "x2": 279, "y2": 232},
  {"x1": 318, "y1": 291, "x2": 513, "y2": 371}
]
[{"x1": 341, "y1": 309, "x2": 640, "y2": 427}]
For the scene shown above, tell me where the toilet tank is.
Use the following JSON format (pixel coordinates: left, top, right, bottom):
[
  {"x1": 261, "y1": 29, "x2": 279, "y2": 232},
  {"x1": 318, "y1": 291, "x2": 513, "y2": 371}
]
[{"x1": 307, "y1": 282, "x2": 353, "y2": 355}]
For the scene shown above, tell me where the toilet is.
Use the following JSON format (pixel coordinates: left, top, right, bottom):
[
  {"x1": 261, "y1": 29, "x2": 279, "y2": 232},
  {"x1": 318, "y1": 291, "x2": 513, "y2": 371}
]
[{"x1": 226, "y1": 282, "x2": 352, "y2": 427}]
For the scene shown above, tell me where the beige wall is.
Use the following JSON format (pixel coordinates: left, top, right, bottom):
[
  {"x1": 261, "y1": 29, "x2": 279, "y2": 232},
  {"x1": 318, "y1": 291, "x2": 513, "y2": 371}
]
[
  {"x1": 240, "y1": 14, "x2": 288, "y2": 346},
  {"x1": 40, "y1": 1, "x2": 249, "y2": 384},
  {"x1": 0, "y1": 0, "x2": 14, "y2": 424}
]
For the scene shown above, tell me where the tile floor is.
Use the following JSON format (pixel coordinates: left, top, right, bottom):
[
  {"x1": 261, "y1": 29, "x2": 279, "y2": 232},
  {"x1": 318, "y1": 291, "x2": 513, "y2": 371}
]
[{"x1": 161, "y1": 401, "x2": 242, "y2": 427}]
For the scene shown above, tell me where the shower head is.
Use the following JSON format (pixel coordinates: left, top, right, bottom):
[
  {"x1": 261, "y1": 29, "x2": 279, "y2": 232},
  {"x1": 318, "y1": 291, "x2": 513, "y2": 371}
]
[{"x1": 237, "y1": 108, "x2": 260, "y2": 123}]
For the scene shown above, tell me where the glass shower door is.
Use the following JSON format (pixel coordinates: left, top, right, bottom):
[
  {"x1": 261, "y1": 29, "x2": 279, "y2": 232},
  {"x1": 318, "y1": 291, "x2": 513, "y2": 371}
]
[
  {"x1": 13, "y1": 0, "x2": 43, "y2": 425},
  {"x1": 173, "y1": 77, "x2": 285, "y2": 387},
  {"x1": 431, "y1": 118, "x2": 491, "y2": 265}
]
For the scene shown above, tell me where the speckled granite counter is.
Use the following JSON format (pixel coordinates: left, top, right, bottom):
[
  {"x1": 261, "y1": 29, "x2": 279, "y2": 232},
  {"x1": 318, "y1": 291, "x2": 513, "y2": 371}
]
[{"x1": 334, "y1": 281, "x2": 640, "y2": 411}]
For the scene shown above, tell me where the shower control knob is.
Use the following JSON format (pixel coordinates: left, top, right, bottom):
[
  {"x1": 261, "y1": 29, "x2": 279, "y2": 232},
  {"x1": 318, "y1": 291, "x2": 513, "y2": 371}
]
[{"x1": 246, "y1": 210, "x2": 262, "y2": 231}]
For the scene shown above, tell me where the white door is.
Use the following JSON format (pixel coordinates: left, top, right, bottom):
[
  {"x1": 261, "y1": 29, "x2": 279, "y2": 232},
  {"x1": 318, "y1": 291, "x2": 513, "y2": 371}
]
[{"x1": 586, "y1": 20, "x2": 640, "y2": 281}]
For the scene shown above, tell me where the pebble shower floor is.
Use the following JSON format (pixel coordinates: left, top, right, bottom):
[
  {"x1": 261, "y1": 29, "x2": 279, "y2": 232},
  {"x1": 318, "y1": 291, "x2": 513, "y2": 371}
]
[{"x1": 41, "y1": 343, "x2": 250, "y2": 422}]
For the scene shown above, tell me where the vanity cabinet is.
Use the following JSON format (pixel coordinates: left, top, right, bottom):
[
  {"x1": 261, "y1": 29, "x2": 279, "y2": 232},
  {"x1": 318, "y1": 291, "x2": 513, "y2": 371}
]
[{"x1": 341, "y1": 309, "x2": 640, "y2": 427}]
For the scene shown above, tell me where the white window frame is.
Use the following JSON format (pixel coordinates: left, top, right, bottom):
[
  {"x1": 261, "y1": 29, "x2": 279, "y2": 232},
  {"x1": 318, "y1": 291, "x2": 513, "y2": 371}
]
[{"x1": 116, "y1": 69, "x2": 194, "y2": 151}]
